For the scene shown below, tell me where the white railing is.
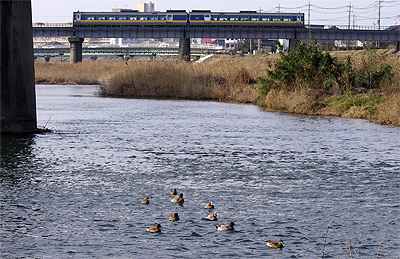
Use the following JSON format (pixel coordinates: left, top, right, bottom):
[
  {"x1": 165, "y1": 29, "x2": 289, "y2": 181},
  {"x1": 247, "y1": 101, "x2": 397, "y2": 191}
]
[{"x1": 32, "y1": 23, "x2": 73, "y2": 27}]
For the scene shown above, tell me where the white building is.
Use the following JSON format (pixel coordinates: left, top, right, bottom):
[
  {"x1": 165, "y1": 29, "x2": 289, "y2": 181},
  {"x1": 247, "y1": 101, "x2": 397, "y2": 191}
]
[{"x1": 135, "y1": 2, "x2": 155, "y2": 12}]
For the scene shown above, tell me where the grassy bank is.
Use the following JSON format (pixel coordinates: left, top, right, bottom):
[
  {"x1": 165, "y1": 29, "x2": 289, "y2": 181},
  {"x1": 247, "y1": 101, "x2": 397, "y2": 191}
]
[
  {"x1": 257, "y1": 44, "x2": 400, "y2": 126},
  {"x1": 34, "y1": 53, "x2": 399, "y2": 126}
]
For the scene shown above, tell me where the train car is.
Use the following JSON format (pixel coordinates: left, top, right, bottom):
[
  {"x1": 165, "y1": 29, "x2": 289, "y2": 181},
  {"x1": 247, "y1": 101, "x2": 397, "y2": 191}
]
[
  {"x1": 73, "y1": 10, "x2": 188, "y2": 26},
  {"x1": 189, "y1": 10, "x2": 304, "y2": 27}
]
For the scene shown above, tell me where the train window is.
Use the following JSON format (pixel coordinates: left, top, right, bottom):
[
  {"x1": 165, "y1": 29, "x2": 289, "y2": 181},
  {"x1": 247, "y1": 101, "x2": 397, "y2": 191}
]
[
  {"x1": 118, "y1": 16, "x2": 127, "y2": 20},
  {"x1": 261, "y1": 16, "x2": 271, "y2": 21},
  {"x1": 190, "y1": 15, "x2": 201, "y2": 20},
  {"x1": 167, "y1": 15, "x2": 173, "y2": 21},
  {"x1": 128, "y1": 15, "x2": 137, "y2": 20},
  {"x1": 149, "y1": 15, "x2": 158, "y2": 20},
  {"x1": 97, "y1": 15, "x2": 105, "y2": 20},
  {"x1": 229, "y1": 16, "x2": 238, "y2": 21},
  {"x1": 86, "y1": 16, "x2": 95, "y2": 20},
  {"x1": 211, "y1": 15, "x2": 219, "y2": 21},
  {"x1": 283, "y1": 16, "x2": 292, "y2": 21},
  {"x1": 240, "y1": 16, "x2": 249, "y2": 21},
  {"x1": 138, "y1": 15, "x2": 148, "y2": 20},
  {"x1": 219, "y1": 16, "x2": 228, "y2": 21},
  {"x1": 251, "y1": 16, "x2": 260, "y2": 21},
  {"x1": 272, "y1": 16, "x2": 281, "y2": 21},
  {"x1": 107, "y1": 16, "x2": 116, "y2": 20},
  {"x1": 174, "y1": 15, "x2": 187, "y2": 20},
  {"x1": 158, "y1": 15, "x2": 166, "y2": 20}
]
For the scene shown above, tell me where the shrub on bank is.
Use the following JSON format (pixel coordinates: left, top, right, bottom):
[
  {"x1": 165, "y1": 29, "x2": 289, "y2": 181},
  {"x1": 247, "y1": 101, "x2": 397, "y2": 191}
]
[
  {"x1": 257, "y1": 43, "x2": 400, "y2": 125},
  {"x1": 258, "y1": 42, "x2": 395, "y2": 95}
]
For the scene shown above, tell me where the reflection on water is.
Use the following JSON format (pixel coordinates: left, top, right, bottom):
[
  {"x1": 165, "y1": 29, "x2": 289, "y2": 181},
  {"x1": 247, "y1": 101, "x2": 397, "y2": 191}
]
[{"x1": 0, "y1": 85, "x2": 399, "y2": 258}]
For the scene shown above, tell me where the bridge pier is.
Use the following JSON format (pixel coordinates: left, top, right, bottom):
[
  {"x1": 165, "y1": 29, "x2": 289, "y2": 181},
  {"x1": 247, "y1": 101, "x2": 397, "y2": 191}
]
[
  {"x1": 1, "y1": 0, "x2": 37, "y2": 133},
  {"x1": 396, "y1": 41, "x2": 400, "y2": 53},
  {"x1": 179, "y1": 38, "x2": 191, "y2": 62},
  {"x1": 68, "y1": 37, "x2": 84, "y2": 63},
  {"x1": 289, "y1": 39, "x2": 300, "y2": 52}
]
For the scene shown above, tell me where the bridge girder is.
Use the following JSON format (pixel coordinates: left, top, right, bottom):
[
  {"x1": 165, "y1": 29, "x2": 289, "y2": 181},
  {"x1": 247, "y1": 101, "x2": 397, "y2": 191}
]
[{"x1": 33, "y1": 26, "x2": 400, "y2": 42}]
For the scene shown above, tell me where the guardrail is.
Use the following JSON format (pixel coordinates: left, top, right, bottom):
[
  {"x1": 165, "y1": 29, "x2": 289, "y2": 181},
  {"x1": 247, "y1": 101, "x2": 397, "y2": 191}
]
[
  {"x1": 33, "y1": 23, "x2": 73, "y2": 27},
  {"x1": 306, "y1": 24, "x2": 399, "y2": 31}
]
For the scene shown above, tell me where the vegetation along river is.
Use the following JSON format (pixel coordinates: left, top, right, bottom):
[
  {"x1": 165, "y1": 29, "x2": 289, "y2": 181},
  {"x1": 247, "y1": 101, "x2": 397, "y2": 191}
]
[{"x1": 1, "y1": 85, "x2": 399, "y2": 258}]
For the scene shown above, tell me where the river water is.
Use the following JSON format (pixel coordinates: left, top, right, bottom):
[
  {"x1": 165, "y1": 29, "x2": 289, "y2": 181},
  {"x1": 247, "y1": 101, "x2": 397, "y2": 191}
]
[{"x1": 1, "y1": 85, "x2": 399, "y2": 258}]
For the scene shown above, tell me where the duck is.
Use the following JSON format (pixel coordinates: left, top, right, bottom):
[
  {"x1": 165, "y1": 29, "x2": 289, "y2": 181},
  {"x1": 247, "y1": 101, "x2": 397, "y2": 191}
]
[
  {"x1": 169, "y1": 189, "x2": 177, "y2": 195},
  {"x1": 141, "y1": 197, "x2": 149, "y2": 205},
  {"x1": 170, "y1": 193, "x2": 184, "y2": 205},
  {"x1": 265, "y1": 239, "x2": 284, "y2": 248},
  {"x1": 204, "y1": 202, "x2": 214, "y2": 209},
  {"x1": 215, "y1": 221, "x2": 235, "y2": 231},
  {"x1": 169, "y1": 213, "x2": 180, "y2": 221},
  {"x1": 146, "y1": 224, "x2": 161, "y2": 233},
  {"x1": 206, "y1": 212, "x2": 218, "y2": 221}
]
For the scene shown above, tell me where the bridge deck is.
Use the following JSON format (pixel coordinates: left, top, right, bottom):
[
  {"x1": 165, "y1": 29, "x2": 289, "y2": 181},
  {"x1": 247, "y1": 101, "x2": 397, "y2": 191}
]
[{"x1": 33, "y1": 24, "x2": 400, "y2": 41}]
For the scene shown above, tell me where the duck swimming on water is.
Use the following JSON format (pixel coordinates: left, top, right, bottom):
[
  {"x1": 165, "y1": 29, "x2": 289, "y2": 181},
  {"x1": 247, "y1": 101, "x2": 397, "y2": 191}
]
[
  {"x1": 146, "y1": 224, "x2": 161, "y2": 233},
  {"x1": 206, "y1": 212, "x2": 218, "y2": 221},
  {"x1": 204, "y1": 202, "x2": 214, "y2": 209},
  {"x1": 170, "y1": 193, "x2": 184, "y2": 205},
  {"x1": 215, "y1": 221, "x2": 235, "y2": 231},
  {"x1": 141, "y1": 197, "x2": 149, "y2": 205},
  {"x1": 265, "y1": 239, "x2": 283, "y2": 248},
  {"x1": 169, "y1": 213, "x2": 180, "y2": 221}
]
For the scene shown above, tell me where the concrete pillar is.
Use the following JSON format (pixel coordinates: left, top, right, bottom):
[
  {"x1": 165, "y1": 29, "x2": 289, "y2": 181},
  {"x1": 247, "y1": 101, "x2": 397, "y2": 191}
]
[
  {"x1": 68, "y1": 37, "x2": 84, "y2": 63},
  {"x1": 1, "y1": 0, "x2": 37, "y2": 133},
  {"x1": 396, "y1": 41, "x2": 400, "y2": 53},
  {"x1": 289, "y1": 39, "x2": 300, "y2": 52},
  {"x1": 179, "y1": 38, "x2": 190, "y2": 62},
  {"x1": 123, "y1": 55, "x2": 130, "y2": 62}
]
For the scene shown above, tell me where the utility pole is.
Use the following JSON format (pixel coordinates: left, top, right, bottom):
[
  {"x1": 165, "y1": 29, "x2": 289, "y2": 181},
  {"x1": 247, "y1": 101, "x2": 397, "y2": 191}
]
[
  {"x1": 348, "y1": 2, "x2": 352, "y2": 29},
  {"x1": 277, "y1": 4, "x2": 281, "y2": 13},
  {"x1": 378, "y1": 0, "x2": 381, "y2": 30},
  {"x1": 307, "y1": 1, "x2": 311, "y2": 27}
]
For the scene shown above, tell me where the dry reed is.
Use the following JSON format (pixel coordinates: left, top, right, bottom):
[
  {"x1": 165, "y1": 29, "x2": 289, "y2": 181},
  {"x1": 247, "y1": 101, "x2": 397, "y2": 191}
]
[
  {"x1": 101, "y1": 57, "x2": 266, "y2": 103},
  {"x1": 35, "y1": 62, "x2": 125, "y2": 85}
]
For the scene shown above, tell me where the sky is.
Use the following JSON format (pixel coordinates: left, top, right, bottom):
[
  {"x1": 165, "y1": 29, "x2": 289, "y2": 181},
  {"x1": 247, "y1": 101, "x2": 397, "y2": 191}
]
[{"x1": 31, "y1": 0, "x2": 400, "y2": 27}]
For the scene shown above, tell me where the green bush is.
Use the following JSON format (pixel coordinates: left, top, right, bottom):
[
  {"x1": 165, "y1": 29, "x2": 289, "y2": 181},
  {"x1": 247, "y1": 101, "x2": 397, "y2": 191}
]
[{"x1": 258, "y1": 43, "x2": 394, "y2": 95}]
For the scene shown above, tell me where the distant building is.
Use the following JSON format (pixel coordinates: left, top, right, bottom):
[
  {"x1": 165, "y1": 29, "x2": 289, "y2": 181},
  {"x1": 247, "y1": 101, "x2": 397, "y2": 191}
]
[{"x1": 135, "y1": 2, "x2": 155, "y2": 12}]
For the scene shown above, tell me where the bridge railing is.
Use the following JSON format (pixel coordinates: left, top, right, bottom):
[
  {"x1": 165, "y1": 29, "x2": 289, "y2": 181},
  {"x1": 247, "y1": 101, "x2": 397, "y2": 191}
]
[
  {"x1": 306, "y1": 24, "x2": 397, "y2": 31},
  {"x1": 33, "y1": 23, "x2": 73, "y2": 27}
]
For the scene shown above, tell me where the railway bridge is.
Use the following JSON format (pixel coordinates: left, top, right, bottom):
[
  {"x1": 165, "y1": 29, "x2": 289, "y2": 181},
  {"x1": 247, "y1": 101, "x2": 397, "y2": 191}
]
[{"x1": 33, "y1": 23, "x2": 400, "y2": 63}]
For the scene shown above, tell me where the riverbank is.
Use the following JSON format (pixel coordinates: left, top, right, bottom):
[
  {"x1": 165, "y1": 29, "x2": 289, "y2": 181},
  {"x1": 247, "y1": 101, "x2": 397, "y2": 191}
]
[{"x1": 34, "y1": 52, "x2": 399, "y2": 126}]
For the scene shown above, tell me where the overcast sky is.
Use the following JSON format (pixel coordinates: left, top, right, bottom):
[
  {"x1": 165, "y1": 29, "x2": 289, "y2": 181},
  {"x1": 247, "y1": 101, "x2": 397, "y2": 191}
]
[{"x1": 31, "y1": 0, "x2": 399, "y2": 27}]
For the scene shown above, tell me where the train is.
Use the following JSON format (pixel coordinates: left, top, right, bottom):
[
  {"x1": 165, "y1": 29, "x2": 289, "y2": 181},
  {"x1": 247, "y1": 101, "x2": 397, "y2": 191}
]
[{"x1": 73, "y1": 10, "x2": 304, "y2": 28}]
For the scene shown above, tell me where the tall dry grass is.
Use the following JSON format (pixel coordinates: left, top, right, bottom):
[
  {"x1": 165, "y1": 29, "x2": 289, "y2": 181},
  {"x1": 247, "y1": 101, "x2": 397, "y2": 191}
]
[
  {"x1": 101, "y1": 57, "x2": 267, "y2": 103},
  {"x1": 35, "y1": 62, "x2": 125, "y2": 85}
]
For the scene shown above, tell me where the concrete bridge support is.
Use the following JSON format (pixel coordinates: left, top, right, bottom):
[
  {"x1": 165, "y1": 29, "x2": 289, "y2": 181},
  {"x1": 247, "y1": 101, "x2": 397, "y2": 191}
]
[
  {"x1": 68, "y1": 37, "x2": 84, "y2": 63},
  {"x1": 396, "y1": 41, "x2": 400, "y2": 53},
  {"x1": 179, "y1": 38, "x2": 191, "y2": 62},
  {"x1": 1, "y1": 0, "x2": 37, "y2": 133},
  {"x1": 289, "y1": 39, "x2": 300, "y2": 52}
]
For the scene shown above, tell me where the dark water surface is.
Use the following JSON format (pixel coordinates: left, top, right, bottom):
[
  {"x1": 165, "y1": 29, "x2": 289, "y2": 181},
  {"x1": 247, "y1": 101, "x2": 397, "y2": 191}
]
[{"x1": 1, "y1": 85, "x2": 399, "y2": 258}]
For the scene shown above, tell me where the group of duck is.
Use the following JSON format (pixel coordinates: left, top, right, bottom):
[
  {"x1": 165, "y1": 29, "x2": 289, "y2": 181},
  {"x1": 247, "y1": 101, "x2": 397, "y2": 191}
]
[{"x1": 141, "y1": 188, "x2": 284, "y2": 249}]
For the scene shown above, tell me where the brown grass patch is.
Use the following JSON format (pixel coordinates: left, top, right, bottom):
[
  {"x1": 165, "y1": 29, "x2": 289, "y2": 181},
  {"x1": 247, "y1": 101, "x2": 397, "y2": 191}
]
[
  {"x1": 101, "y1": 57, "x2": 266, "y2": 103},
  {"x1": 35, "y1": 62, "x2": 125, "y2": 85}
]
